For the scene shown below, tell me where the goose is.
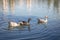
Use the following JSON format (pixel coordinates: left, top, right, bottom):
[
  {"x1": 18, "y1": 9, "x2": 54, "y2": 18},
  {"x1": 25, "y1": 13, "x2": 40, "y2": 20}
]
[
  {"x1": 37, "y1": 16, "x2": 48, "y2": 24},
  {"x1": 8, "y1": 18, "x2": 31, "y2": 29},
  {"x1": 19, "y1": 18, "x2": 31, "y2": 26}
]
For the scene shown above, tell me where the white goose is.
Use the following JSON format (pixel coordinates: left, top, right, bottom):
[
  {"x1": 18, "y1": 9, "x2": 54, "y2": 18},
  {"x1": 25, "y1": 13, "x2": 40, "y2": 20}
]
[{"x1": 37, "y1": 16, "x2": 48, "y2": 24}]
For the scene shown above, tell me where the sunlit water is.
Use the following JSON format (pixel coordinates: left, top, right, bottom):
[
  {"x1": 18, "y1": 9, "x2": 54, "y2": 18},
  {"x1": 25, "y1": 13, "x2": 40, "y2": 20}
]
[{"x1": 0, "y1": 0, "x2": 60, "y2": 40}]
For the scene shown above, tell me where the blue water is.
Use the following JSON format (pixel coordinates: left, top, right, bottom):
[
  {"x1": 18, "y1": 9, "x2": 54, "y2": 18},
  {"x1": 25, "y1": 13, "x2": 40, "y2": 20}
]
[{"x1": 0, "y1": 0, "x2": 60, "y2": 40}]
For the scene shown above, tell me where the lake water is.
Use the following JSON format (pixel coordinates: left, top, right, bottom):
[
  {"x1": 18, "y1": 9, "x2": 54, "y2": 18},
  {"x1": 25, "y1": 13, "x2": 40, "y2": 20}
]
[{"x1": 0, "y1": 0, "x2": 60, "y2": 40}]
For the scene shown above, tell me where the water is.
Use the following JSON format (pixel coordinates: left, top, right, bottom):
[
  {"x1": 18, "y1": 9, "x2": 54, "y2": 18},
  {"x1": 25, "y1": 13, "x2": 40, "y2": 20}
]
[{"x1": 0, "y1": 0, "x2": 60, "y2": 40}]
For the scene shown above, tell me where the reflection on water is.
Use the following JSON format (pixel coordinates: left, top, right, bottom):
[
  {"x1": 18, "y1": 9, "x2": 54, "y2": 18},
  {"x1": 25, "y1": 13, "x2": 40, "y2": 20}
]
[
  {"x1": 19, "y1": 0, "x2": 23, "y2": 7},
  {"x1": 3, "y1": 0, "x2": 8, "y2": 13},
  {"x1": 8, "y1": 25, "x2": 31, "y2": 32},
  {"x1": 26, "y1": 0, "x2": 32, "y2": 15},
  {"x1": 0, "y1": 0, "x2": 60, "y2": 16},
  {"x1": 9, "y1": 0, "x2": 15, "y2": 15},
  {"x1": 0, "y1": 0, "x2": 60, "y2": 40}
]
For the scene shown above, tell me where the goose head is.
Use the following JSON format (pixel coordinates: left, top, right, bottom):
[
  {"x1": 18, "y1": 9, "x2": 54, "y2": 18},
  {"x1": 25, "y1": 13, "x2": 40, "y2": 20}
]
[
  {"x1": 28, "y1": 18, "x2": 31, "y2": 23},
  {"x1": 45, "y1": 16, "x2": 48, "y2": 19}
]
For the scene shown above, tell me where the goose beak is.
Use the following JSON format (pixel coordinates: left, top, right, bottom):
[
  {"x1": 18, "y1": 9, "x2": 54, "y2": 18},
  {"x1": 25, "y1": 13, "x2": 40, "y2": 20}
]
[{"x1": 45, "y1": 16, "x2": 48, "y2": 18}]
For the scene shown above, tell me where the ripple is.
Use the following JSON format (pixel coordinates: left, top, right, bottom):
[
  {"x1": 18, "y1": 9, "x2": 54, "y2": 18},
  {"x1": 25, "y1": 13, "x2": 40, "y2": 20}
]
[{"x1": 0, "y1": 16, "x2": 60, "y2": 40}]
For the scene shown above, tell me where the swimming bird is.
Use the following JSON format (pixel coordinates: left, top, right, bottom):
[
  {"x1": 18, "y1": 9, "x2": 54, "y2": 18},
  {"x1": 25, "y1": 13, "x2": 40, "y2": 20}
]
[
  {"x1": 8, "y1": 18, "x2": 31, "y2": 29},
  {"x1": 19, "y1": 18, "x2": 31, "y2": 26},
  {"x1": 37, "y1": 16, "x2": 48, "y2": 24}
]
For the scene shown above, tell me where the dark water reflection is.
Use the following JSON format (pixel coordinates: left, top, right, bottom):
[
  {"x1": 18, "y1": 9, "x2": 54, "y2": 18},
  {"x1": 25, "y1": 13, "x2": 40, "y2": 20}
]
[{"x1": 0, "y1": 0, "x2": 60, "y2": 40}]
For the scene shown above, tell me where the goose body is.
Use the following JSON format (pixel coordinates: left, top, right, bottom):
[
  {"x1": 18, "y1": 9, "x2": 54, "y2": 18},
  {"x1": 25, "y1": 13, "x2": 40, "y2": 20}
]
[
  {"x1": 10, "y1": 22, "x2": 20, "y2": 27},
  {"x1": 19, "y1": 18, "x2": 31, "y2": 26},
  {"x1": 38, "y1": 16, "x2": 48, "y2": 24},
  {"x1": 8, "y1": 22, "x2": 21, "y2": 29},
  {"x1": 21, "y1": 21, "x2": 30, "y2": 26}
]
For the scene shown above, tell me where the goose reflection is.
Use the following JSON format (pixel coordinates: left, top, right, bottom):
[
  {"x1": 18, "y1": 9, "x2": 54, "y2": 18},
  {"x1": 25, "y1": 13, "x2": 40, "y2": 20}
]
[
  {"x1": 28, "y1": 25, "x2": 31, "y2": 31},
  {"x1": 18, "y1": 22, "x2": 31, "y2": 32},
  {"x1": 8, "y1": 24, "x2": 31, "y2": 32},
  {"x1": 37, "y1": 22, "x2": 48, "y2": 28}
]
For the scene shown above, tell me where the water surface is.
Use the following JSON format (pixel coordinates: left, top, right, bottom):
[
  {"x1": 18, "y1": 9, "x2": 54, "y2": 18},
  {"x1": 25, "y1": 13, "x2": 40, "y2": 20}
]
[{"x1": 0, "y1": 0, "x2": 60, "y2": 40}]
